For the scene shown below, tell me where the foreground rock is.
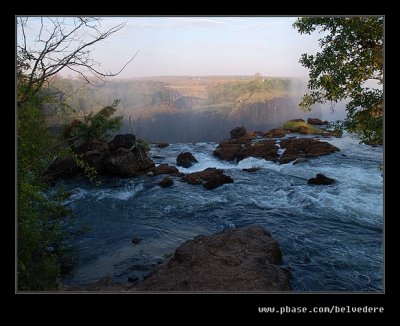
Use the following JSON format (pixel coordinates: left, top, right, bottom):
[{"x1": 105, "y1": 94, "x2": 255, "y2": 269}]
[
  {"x1": 182, "y1": 168, "x2": 233, "y2": 190},
  {"x1": 308, "y1": 174, "x2": 336, "y2": 185},
  {"x1": 279, "y1": 138, "x2": 339, "y2": 164},
  {"x1": 176, "y1": 152, "x2": 198, "y2": 168},
  {"x1": 135, "y1": 226, "x2": 290, "y2": 291}
]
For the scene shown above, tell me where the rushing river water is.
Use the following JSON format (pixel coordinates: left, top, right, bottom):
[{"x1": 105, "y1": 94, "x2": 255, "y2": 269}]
[{"x1": 59, "y1": 132, "x2": 383, "y2": 291}]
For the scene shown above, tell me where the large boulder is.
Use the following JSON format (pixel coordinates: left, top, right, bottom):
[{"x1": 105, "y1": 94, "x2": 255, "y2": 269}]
[
  {"x1": 108, "y1": 134, "x2": 136, "y2": 151},
  {"x1": 279, "y1": 138, "x2": 339, "y2": 164},
  {"x1": 307, "y1": 118, "x2": 328, "y2": 125},
  {"x1": 176, "y1": 152, "x2": 198, "y2": 168},
  {"x1": 308, "y1": 173, "x2": 336, "y2": 185},
  {"x1": 46, "y1": 135, "x2": 157, "y2": 179},
  {"x1": 213, "y1": 139, "x2": 248, "y2": 161},
  {"x1": 230, "y1": 126, "x2": 247, "y2": 139},
  {"x1": 214, "y1": 138, "x2": 278, "y2": 162},
  {"x1": 79, "y1": 141, "x2": 110, "y2": 172},
  {"x1": 237, "y1": 140, "x2": 278, "y2": 162},
  {"x1": 182, "y1": 168, "x2": 233, "y2": 190},
  {"x1": 104, "y1": 147, "x2": 155, "y2": 177},
  {"x1": 135, "y1": 226, "x2": 290, "y2": 291}
]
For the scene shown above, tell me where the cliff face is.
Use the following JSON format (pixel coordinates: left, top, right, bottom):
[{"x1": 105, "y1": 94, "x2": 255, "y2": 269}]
[
  {"x1": 233, "y1": 97, "x2": 322, "y2": 131},
  {"x1": 127, "y1": 96, "x2": 323, "y2": 143}
]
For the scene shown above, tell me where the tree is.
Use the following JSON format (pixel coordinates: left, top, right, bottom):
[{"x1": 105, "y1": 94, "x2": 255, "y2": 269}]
[
  {"x1": 293, "y1": 17, "x2": 383, "y2": 145},
  {"x1": 17, "y1": 17, "x2": 133, "y2": 290},
  {"x1": 17, "y1": 17, "x2": 136, "y2": 106}
]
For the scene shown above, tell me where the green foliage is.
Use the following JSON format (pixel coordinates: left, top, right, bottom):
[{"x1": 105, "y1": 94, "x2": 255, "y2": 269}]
[
  {"x1": 293, "y1": 17, "x2": 383, "y2": 145},
  {"x1": 17, "y1": 95, "x2": 73, "y2": 290},
  {"x1": 137, "y1": 138, "x2": 150, "y2": 153},
  {"x1": 63, "y1": 99, "x2": 123, "y2": 146},
  {"x1": 282, "y1": 121, "x2": 323, "y2": 134}
]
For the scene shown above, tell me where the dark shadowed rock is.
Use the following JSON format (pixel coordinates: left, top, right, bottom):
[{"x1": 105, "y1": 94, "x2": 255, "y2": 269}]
[
  {"x1": 109, "y1": 134, "x2": 136, "y2": 151},
  {"x1": 264, "y1": 128, "x2": 287, "y2": 138},
  {"x1": 104, "y1": 147, "x2": 155, "y2": 177},
  {"x1": 149, "y1": 164, "x2": 179, "y2": 176},
  {"x1": 230, "y1": 126, "x2": 247, "y2": 139},
  {"x1": 76, "y1": 140, "x2": 109, "y2": 154},
  {"x1": 308, "y1": 174, "x2": 336, "y2": 185},
  {"x1": 307, "y1": 118, "x2": 328, "y2": 125},
  {"x1": 155, "y1": 143, "x2": 169, "y2": 148},
  {"x1": 159, "y1": 177, "x2": 174, "y2": 188},
  {"x1": 176, "y1": 152, "x2": 198, "y2": 168},
  {"x1": 135, "y1": 226, "x2": 290, "y2": 291},
  {"x1": 128, "y1": 275, "x2": 139, "y2": 284},
  {"x1": 46, "y1": 134, "x2": 157, "y2": 179},
  {"x1": 242, "y1": 167, "x2": 260, "y2": 173},
  {"x1": 132, "y1": 236, "x2": 143, "y2": 244},
  {"x1": 204, "y1": 174, "x2": 234, "y2": 190},
  {"x1": 182, "y1": 168, "x2": 233, "y2": 190},
  {"x1": 279, "y1": 138, "x2": 339, "y2": 164},
  {"x1": 47, "y1": 140, "x2": 110, "y2": 180}
]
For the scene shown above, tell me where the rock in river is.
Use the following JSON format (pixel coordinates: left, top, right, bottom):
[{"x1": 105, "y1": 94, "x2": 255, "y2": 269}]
[
  {"x1": 279, "y1": 138, "x2": 339, "y2": 164},
  {"x1": 148, "y1": 164, "x2": 180, "y2": 176},
  {"x1": 182, "y1": 168, "x2": 233, "y2": 190},
  {"x1": 159, "y1": 177, "x2": 174, "y2": 188},
  {"x1": 176, "y1": 152, "x2": 198, "y2": 168},
  {"x1": 135, "y1": 226, "x2": 290, "y2": 291},
  {"x1": 308, "y1": 174, "x2": 336, "y2": 185}
]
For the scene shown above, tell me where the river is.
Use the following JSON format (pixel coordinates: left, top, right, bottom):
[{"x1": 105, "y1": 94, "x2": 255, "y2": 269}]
[{"x1": 58, "y1": 132, "x2": 383, "y2": 291}]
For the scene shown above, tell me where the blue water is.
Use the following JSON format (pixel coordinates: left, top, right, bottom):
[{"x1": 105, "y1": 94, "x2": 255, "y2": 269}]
[{"x1": 59, "y1": 132, "x2": 383, "y2": 291}]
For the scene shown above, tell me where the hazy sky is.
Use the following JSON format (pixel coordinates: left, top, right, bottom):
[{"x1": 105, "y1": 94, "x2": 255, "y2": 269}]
[{"x1": 19, "y1": 16, "x2": 324, "y2": 78}]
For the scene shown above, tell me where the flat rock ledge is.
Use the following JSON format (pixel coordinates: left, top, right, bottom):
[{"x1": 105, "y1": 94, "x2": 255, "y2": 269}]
[{"x1": 135, "y1": 226, "x2": 290, "y2": 291}]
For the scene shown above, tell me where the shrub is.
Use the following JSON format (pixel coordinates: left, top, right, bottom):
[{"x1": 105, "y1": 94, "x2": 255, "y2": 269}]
[
  {"x1": 63, "y1": 99, "x2": 123, "y2": 147},
  {"x1": 282, "y1": 121, "x2": 323, "y2": 134}
]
